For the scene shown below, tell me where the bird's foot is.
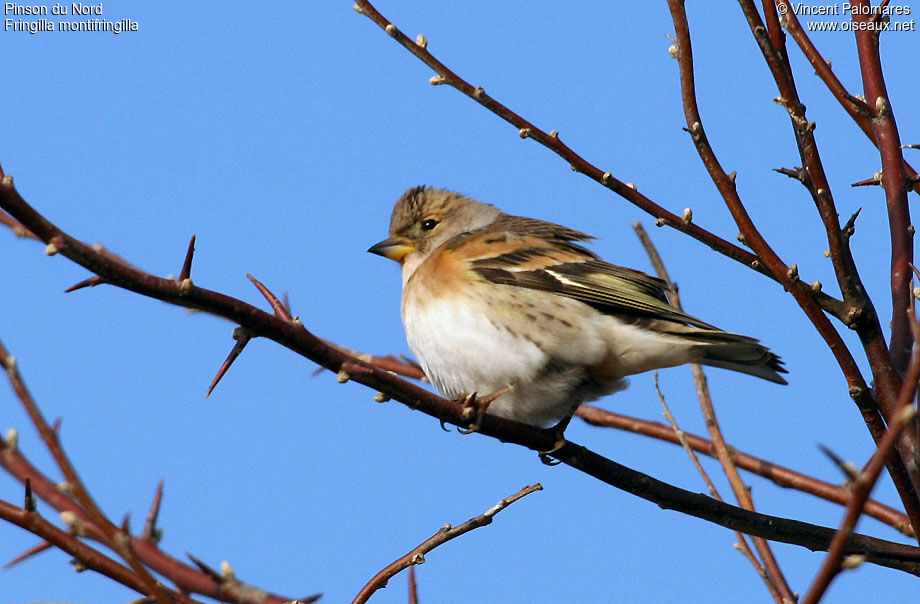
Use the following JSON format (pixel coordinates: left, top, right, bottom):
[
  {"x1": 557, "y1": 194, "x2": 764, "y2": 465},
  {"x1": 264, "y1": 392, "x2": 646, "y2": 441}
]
[
  {"x1": 454, "y1": 385, "x2": 513, "y2": 434},
  {"x1": 538, "y1": 415, "x2": 572, "y2": 465}
]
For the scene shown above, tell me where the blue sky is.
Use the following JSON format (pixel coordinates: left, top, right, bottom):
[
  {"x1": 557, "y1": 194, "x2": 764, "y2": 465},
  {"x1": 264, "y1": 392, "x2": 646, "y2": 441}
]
[{"x1": 2, "y1": 3, "x2": 919, "y2": 603}]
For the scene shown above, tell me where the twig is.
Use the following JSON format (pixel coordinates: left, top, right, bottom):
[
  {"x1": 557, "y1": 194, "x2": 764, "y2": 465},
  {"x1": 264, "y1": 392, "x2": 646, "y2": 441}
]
[
  {"x1": 638, "y1": 223, "x2": 791, "y2": 600},
  {"x1": 0, "y1": 337, "x2": 314, "y2": 604},
  {"x1": 850, "y1": 0, "x2": 915, "y2": 375},
  {"x1": 1, "y1": 175, "x2": 918, "y2": 570},
  {"x1": 352, "y1": 484, "x2": 542, "y2": 604},
  {"x1": 802, "y1": 385, "x2": 920, "y2": 602},
  {"x1": 0, "y1": 340, "x2": 173, "y2": 604},
  {"x1": 576, "y1": 405, "x2": 911, "y2": 535},
  {"x1": 350, "y1": 0, "x2": 846, "y2": 320},
  {"x1": 803, "y1": 307, "x2": 920, "y2": 601},
  {"x1": 654, "y1": 375, "x2": 780, "y2": 601},
  {"x1": 774, "y1": 1, "x2": 920, "y2": 195},
  {"x1": 671, "y1": 0, "x2": 920, "y2": 534}
]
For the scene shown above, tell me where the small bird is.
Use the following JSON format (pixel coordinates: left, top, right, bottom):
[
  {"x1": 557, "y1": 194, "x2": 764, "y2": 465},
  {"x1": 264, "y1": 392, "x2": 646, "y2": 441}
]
[{"x1": 369, "y1": 186, "x2": 786, "y2": 429}]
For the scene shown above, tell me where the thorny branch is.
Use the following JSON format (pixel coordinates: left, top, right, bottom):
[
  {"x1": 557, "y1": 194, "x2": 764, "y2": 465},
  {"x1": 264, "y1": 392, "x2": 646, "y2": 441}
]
[
  {"x1": 801, "y1": 320, "x2": 920, "y2": 603},
  {"x1": 637, "y1": 223, "x2": 792, "y2": 602},
  {"x1": 351, "y1": 0, "x2": 920, "y2": 532},
  {"x1": 0, "y1": 337, "x2": 318, "y2": 604},
  {"x1": 350, "y1": 0, "x2": 847, "y2": 322},
  {"x1": 1, "y1": 168, "x2": 919, "y2": 572},
  {"x1": 2, "y1": 2, "x2": 918, "y2": 600},
  {"x1": 670, "y1": 0, "x2": 920, "y2": 537},
  {"x1": 352, "y1": 484, "x2": 542, "y2": 604}
]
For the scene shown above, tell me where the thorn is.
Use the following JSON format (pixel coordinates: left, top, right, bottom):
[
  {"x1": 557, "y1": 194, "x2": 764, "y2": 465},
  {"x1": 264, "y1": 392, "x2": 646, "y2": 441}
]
[
  {"x1": 121, "y1": 513, "x2": 132, "y2": 535},
  {"x1": 4, "y1": 539, "x2": 53, "y2": 569},
  {"x1": 64, "y1": 275, "x2": 105, "y2": 293},
  {"x1": 851, "y1": 175, "x2": 880, "y2": 187},
  {"x1": 247, "y1": 274, "x2": 292, "y2": 320},
  {"x1": 207, "y1": 328, "x2": 253, "y2": 397},
  {"x1": 179, "y1": 235, "x2": 196, "y2": 281},
  {"x1": 188, "y1": 553, "x2": 224, "y2": 584},
  {"x1": 842, "y1": 208, "x2": 862, "y2": 237},
  {"x1": 24, "y1": 478, "x2": 36, "y2": 512},
  {"x1": 774, "y1": 167, "x2": 805, "y2": 182},
  {"x1": 818, "y1": 443, "x2": 859, "y2": 482},
  {"x1": 143, "y1": 480, "x2": 165, "y2": 541},
  {"x1": 51, "y1": 417, "x2": 62, "y2": 434}
]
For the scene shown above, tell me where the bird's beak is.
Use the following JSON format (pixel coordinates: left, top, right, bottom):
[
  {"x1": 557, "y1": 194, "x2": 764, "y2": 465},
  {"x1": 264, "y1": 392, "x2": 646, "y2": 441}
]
[{"x1": 367, "y1": 235, "x2": 415, "y2": 263}]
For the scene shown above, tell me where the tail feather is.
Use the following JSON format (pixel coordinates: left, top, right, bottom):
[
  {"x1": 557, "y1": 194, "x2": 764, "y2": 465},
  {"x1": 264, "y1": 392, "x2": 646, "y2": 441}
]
[{"x1": 662, "y1": 325, "x2": 788, "y2": 385}]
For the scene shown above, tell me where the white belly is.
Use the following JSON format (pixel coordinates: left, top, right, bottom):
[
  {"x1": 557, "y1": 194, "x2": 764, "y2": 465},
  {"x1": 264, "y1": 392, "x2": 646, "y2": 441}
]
[{"x1": 400, "y1": 284, "x2": 622, "y2": 427}]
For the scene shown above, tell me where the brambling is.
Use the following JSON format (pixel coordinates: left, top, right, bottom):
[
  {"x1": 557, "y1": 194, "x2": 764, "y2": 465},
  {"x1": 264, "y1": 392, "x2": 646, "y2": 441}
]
[{"x1": 369, "y1": 186, "x2": 786, "y2": 429}]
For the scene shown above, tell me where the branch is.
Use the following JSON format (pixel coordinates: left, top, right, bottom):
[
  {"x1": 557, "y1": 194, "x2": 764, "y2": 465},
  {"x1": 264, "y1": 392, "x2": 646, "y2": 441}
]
[
  {"x1": 850, "y1": 0, "x2": 915, "y2": 375},
  {"x1": 0, "y1": 338, "x2": 317, "y2": 604},
  {"x1": 637, "y1": 223, "x2": 793, "y2": 600},
  {"x1": 352, "y1": 484, "x2": 542, "y2": 604},
  {"x1": 576, "y1": 405, "x2": 911, "y2": 535},
  {"x1": 652, "y1": 375, "x2": 786, "y2": 603},
  {"x1": 1, "y1": 171, "x2": 918, "y2": 572},
  {"x1": 350, "y1": 0, "x2": 846, "y2": 321},
  {"x1": 802, "y1": 328, "x2": 920, "y2": 603},
  {"x1": 669, "y1": 0, "x2": 920, "y2": 534}
]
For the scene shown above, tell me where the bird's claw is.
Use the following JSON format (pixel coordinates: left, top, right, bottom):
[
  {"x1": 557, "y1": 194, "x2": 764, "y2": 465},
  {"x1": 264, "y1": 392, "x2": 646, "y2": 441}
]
[
  {"x1": 456, "y1": 392, "x2": 484, "y2": 434},
  {"x1": 537, "y1": 415, "x2": 572, "y2": 465}
]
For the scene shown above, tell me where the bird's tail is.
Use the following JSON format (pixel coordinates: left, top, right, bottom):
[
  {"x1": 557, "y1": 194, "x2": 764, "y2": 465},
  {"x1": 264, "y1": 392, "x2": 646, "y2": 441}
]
[
  {"x1": 697, "y1": 333, "x2": 787, "y2": 384},
  {"x1": 664, "y1": 326, "x2": 788, "y2": 385}
]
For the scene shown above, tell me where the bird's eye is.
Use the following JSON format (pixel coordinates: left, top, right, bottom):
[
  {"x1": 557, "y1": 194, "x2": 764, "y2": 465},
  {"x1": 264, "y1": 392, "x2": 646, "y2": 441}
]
[{"x1": 421, "y1": 218, "x2": 439, "y2": 231}]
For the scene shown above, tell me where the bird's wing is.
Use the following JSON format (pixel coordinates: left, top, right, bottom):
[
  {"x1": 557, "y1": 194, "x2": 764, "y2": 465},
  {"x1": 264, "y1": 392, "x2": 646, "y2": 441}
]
[{"x1": 452, "y1": 214, "x2": 719, "y2": 330}]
